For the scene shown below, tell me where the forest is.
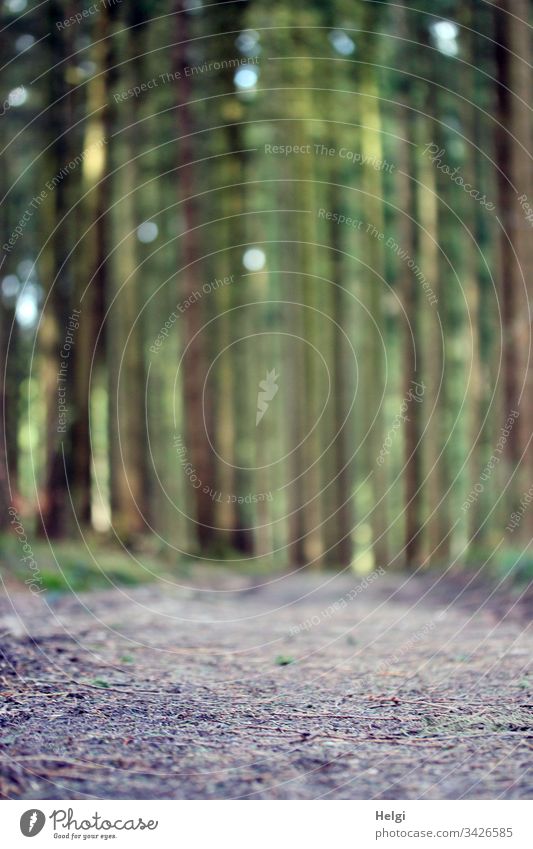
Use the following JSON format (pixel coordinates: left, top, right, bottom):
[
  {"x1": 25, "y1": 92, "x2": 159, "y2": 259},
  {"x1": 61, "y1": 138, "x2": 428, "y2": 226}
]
[
  {"x1": 1, "y1": 0, "x2": 532, "y2": 581},
  {"x1": 0, "y1": 0, "x2": 532, "y2": 805}
]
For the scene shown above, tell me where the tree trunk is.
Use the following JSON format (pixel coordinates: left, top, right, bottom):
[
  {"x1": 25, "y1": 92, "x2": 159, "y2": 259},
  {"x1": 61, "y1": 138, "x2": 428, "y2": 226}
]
[
  {"x1": 38, "y1": 0, "x2": 80, "y2": 537},
  {"x1": 494, "y1": 0, "x2": 533, "y2": 540},
  {"x1": 173, "y1": 2, "x2": 218, "y2": 552},
  {"x1": 396, "y1": 99, "x2": 424, "y2": 568}
]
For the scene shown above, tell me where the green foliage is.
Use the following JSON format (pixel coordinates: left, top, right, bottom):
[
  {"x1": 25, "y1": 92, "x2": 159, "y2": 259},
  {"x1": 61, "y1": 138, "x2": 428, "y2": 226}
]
[
  {"x1": 275, "y1": 655, "x2": 295, "y2": 666},
  {"x1": 0, "y1": 533, "x2": 178, "y2": 592}
]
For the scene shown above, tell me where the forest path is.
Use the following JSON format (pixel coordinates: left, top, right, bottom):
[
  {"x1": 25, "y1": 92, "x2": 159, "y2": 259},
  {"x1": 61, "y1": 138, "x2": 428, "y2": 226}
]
[{"x1": 0, "y1": 568, "x2": 531, "y2": 800}]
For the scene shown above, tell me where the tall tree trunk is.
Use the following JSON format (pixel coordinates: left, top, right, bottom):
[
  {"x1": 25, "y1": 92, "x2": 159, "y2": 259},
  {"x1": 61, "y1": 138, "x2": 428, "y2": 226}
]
[
  {"x1": 173, "y1": 2, "x2": 217, "y2": 551},
  {"x1": 460, "y1": 3, "x2": 489, "y2": 552},
  {"x1": 38, "y1": 0, "x2": 79, "y2": 537},
  {"x1": 0, "y1": 77, "x2": 18, "y2": 523},
  {"x1": 494, "y1": 0, "x2": 533, "y2": 540},
  {"x1": 359, "y1": 70, "x2": 389, "y2": 569},
  {"x1": 396, "y1": 99, "x2": 424, "y2": 567},
  {"x1": 322, "y1": 168, "x2": 355, "y2": 568},
  {"x1": 72, "y1": 7, "x2": 112, "y2": 526},
  {"x1": 107, "y1": 13, "x2": 150, "y2": 542},
  {"x1": 0, "y1": 302, "x2": 14, "y2": 522}
]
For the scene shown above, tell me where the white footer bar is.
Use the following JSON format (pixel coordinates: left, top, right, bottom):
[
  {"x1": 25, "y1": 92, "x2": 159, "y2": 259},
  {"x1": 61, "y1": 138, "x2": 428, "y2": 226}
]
[{"x1": 3, "y1": 799, "x2": 531, "y2": 848}]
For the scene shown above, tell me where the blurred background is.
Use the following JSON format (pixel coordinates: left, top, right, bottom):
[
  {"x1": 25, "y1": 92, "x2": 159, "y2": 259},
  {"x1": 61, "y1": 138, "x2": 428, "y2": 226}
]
[{"x1": 1, "y1": 0, "x2": 532, "y2": 588}]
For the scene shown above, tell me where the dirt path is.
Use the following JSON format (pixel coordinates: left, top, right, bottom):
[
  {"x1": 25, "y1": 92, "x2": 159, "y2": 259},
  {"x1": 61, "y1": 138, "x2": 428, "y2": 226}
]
[{"x1": 0, "y1": 569, "x2": 531, "y2": 799}]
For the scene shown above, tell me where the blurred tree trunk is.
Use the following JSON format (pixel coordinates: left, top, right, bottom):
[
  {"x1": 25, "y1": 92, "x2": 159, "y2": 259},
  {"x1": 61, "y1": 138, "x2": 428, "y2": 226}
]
[
  {"x1": 396, "y1": 100, "x2": 424, "y2": 568},
  {"x1": 349, "y1": 1, "x2": 389, "y2": 569},
  {"x1": 317, "y1": 5, "x2": 355, "y2": 568},
  {"x1": 215, "y1": 0, "x2": 256, "y2": 554},
  {"x1": 415, "y1": 113, "x2": 441, "y2": 566},
  {"x1": 405, "y1": 15, "x2": 448, "y2": 566},
  {"x1": 71, "y1": 7, "x2": 113, "y2": 526},
  {"x1": 321, "y1": 156, "x2": 354, "y2": 568},
  {"x1": 460, "y1": 3, "x2": 489, "y2": 552},
  {"x1": 38, "y1": 0, "x2": 80, "y2": 537},
  {"x1": 173, "y1": 1, "x2": 217, "y2": 552},
  {"x1": 0, "y1": 301, "x2": 14, "y2": 523},
  {"x1": 284, "y1": 19, "x2": 324, "y2": 566},
  {"x1": 358, "y1": 70, "x2": 388, "y2": 569},
  {"x1": 295, "y1": 119, "x2": 324, "y2": 566},
  {"x1": 494, "y1": 0, "x2": 533, "y2": 538},
  {"x1": 0, "y1": 81, "x2": 18, "y2": 523},
  {"x1": 107, "y1": 9, "x2": 150, "y2": 541}
]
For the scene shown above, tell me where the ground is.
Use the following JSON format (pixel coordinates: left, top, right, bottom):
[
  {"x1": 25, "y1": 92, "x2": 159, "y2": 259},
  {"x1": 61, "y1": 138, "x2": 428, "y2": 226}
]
[{"x1": 0, "y1": 567, "x2": 531, "y2": 799}]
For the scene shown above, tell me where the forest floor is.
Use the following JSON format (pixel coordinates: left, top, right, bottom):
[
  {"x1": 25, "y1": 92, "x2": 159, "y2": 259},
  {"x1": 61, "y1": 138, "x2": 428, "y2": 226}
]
[{"x1": 0, "y1": 566, "x2": 531, "y2": 800}]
